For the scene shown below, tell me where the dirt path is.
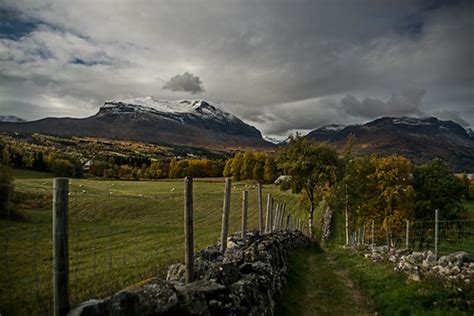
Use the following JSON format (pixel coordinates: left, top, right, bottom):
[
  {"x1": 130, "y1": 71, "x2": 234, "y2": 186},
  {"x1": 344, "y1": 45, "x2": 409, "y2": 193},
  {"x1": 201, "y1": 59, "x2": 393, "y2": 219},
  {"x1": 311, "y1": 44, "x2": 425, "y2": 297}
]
[{"x1": 276, "y1": 248, "x2": 375, "y2": 316}]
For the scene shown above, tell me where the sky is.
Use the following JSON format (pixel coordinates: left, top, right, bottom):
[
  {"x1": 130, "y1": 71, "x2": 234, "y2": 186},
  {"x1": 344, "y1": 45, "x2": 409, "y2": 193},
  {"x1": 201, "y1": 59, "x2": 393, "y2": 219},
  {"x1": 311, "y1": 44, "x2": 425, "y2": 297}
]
[{"x1": 0, "y1": 0, "x2": 473, "y2": 138}]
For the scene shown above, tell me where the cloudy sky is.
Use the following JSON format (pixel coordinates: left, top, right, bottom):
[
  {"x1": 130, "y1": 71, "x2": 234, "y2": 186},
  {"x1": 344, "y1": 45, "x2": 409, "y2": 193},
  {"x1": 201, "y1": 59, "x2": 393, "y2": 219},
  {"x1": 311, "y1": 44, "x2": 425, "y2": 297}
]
[{"x1": 0, "y1": 0, "x2": 473, "y2": 138}]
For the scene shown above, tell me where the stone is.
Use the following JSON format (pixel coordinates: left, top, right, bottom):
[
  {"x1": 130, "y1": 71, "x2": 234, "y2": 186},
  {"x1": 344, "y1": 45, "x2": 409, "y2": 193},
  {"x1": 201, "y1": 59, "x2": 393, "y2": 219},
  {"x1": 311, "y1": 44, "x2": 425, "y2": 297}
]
[
  {"x1": 68, "y1": 299, "x2": 107, "y2": 316},
  {"x1": 407, "y1": 271, "x2": 421, "y2": 282},
  {"x1": 166, "y1": 263, "x2": 186, "y2": 282},
  {"x1": 105, "y1": 291, "x2": 140, "y2": 315},
  {"x1": 134, "y1": 279, "x2": 179, "y2": 314},
  {"x1": 451, "y1": 266, "x2": 461, "y2": 275},
  {"x1": 197, "y1": 247, "x2": 222, "y2": 261}
]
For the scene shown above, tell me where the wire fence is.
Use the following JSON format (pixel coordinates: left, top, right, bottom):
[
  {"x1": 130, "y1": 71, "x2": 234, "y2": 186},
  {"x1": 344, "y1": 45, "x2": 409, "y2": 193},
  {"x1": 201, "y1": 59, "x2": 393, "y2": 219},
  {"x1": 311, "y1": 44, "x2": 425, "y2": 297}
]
[
  {"x1": 342, "y1": 213, "x2": 474, "y2": 257},
  {"x1": 0, "y1": 178, "x2": 305, "y2": 315}
]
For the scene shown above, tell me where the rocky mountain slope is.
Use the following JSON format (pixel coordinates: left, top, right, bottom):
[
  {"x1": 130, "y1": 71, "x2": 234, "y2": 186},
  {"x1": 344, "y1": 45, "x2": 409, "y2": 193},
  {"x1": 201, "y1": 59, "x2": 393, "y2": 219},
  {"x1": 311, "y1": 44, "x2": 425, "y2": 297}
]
[
  {"x1": 0, "y1": 98, "x2": 274, "y2": 151},
  {"x1": 306, "y1": 117, "x2": 474, "y2": 172}
]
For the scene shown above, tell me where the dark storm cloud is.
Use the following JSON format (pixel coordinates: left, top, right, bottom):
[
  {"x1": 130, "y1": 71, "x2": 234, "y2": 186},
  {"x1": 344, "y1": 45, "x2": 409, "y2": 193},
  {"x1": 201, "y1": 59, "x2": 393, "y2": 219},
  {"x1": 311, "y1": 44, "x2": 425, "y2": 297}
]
[
  {"x1": 0, "y1": 0, "x2": 472, "y2": 136},
  {"x1": 162, "y1": 72, "x2": 203, "y2": 94}
]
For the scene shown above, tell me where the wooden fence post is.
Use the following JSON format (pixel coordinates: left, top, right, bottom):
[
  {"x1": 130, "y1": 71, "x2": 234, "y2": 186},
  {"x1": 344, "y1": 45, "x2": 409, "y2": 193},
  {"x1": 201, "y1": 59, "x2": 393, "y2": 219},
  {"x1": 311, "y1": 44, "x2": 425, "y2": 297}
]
[
  {"x1": 345, "y1": 183, "x2": 349, "y2": 245},
  {"x1": 184, "y1": 177, "x2": 194, "y2": 283},
  {"x1": 286, "y1": 213, "x2": 291, "y2": 230},
  {"x1": 371, "y1": 220, "x2": 374, "y2": 249},
  {"x1": 405, "y1": 220, "x2": 410, "y2": 249},
  {"x1": 53, "y1": 178, "x2": 69, "y2": 316},
  {"x1": 241, "y1": 190, "x2": 248, "y2": 238},
  {"x1": 434, "y1": 209, "x2": 439, "y2": 259},
  {"x1": 265, "y1": 194, "x2": 272, "y2": 233},
  {"x1": 220, "y1": 178, "x2": 232, "y2": 253},
  {"x1": 257, "y1": 184, "x2": 264, "y2": 234}
]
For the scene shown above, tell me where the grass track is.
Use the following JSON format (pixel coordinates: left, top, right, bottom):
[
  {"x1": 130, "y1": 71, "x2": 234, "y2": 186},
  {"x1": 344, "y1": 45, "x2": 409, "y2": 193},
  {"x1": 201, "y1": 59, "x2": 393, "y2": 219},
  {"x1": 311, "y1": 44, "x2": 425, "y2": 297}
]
[{"x1": 277, "y1": 247, "x2": 474, "y2": 315}]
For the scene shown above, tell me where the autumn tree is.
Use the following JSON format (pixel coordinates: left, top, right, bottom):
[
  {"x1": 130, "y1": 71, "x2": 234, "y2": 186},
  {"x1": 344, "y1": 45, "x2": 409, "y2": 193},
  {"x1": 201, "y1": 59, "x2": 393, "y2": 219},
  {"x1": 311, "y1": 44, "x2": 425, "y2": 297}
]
[
  {"x1": 242, "y1": 152, "x2": 255, "y2": 180},
  {"x1": 278, "y1": 136, "x2": 341, "y2": 238},
  {"x1": 329, "y1": 155, "x2": 374, "y2": 244},
  {"x1": 252, "y1": 153, "x2": 266, "y2": 182},
  {"x1": 263, "y1": 157, "x2": 278, "y2": 184},
  {"x1": 366, "y1": 156, "x2": 415, "y2": 245},
  {"x1": 231, "y1": 153, "x2": 244, "y2": 181},
  {"x1": 223, "y1": 158, "x2": 233, "y2": 177}
]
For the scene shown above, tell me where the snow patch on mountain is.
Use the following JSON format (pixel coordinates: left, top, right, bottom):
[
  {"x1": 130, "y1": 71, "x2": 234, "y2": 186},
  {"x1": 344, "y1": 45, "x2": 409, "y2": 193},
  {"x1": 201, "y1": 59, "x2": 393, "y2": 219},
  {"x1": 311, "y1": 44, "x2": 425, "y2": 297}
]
[
  {"x1": 391, "y1": 117, "x2": 435, "y2": 126},
  {"x1": 319, "y1": 124, "x2": 345, "y2": 132},
  {"x1": 0, "y1": 115, "x2": 26, "y2": 123},
  {"x1": 264, "y1": 136, "x2": 288, "y2": 144}
]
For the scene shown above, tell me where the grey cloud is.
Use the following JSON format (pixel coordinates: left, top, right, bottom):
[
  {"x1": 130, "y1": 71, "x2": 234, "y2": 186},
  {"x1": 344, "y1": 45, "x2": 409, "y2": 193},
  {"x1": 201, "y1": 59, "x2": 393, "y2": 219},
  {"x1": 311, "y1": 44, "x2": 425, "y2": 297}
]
[
  {"x1": 341, "y1": 89, "x2": 425, "y2": 119},
  {"x1": 162, "y1": 72, "x2": 203, "y2": 94},
  {"x1": 434, "y1": 110, "x2": 471, "y2": 128},
  {"x1": 0, "y1": 0, "x2": 472, "y2": 136}
]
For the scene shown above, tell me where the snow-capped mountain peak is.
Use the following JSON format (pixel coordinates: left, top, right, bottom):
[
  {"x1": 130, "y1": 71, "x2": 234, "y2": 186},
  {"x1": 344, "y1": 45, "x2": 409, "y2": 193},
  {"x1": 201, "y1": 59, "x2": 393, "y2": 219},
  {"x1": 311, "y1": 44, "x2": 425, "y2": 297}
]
[{"x1": 101, "y1": 97, "x2": 238, "y2": 123}]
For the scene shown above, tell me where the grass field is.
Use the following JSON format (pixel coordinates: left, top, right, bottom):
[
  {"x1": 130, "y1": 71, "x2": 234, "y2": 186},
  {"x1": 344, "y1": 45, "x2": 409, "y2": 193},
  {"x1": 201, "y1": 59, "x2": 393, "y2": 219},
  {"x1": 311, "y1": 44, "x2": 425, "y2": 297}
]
[{"x1": 1, "y1": 170, "x2": 305, "y2": 315}]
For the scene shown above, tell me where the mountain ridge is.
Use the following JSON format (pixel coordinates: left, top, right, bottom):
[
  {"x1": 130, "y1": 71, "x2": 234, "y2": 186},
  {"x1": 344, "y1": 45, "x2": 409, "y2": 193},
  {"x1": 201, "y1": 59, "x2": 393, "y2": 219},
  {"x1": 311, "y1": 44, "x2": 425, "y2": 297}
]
[
  {"x1": 306, "y1": 116, "x2": 474, "y2": 172},
  {"x1": 0, "y1": 99, "x2": 274, "y2": 151}
]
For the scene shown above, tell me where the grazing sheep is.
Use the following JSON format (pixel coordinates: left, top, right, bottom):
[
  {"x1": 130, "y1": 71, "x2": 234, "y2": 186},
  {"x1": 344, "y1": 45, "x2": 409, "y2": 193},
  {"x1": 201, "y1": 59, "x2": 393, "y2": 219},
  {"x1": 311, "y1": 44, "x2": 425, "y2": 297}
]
[{"x1": 170, "y1": 187, "x2": 176, "y2": 192}]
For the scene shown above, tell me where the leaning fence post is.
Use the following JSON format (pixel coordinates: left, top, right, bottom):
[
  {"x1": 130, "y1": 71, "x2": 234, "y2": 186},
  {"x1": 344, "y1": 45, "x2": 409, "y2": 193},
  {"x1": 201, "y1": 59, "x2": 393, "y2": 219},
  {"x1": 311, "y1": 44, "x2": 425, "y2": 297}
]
[
  {"x1": 257, "y1": 184, "x2": 264, "y2": 233},
  {"x1": 53, "y1": 178, "x2": 69, "y2": 316},
  {"x1": 220, "y1": 178, "x2": 232, "y2": 253},
  {"x1": 434, "y1": 209, "x2": 439, "y2": 259},
  {"x1": 274, "y1": 203, "x2": 280, "y2": 230},
  {"x1": 279, "y1": 204, "x2": 285, "y2": 228},
  {"x1": 241, "y1": 190, "x2": 248, "y2": 238},
  {"x1": 184, "y1": 177, "x2": 194, "y2": 283},
  {"x1": 371, "y1": 220, "x2": 374, "y2": 249},
  {"x1": 405, "y1": 220, "x2": 410, "y2": 249}
]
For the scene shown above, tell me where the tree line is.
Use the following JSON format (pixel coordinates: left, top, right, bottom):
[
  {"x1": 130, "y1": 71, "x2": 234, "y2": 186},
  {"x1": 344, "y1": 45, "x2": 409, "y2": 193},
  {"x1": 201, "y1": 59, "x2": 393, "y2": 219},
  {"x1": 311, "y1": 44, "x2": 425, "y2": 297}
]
[
  {"x1": 278, "y1": 136, "x2": 472, "y2": 240},
  {"x1": 0, "y1": 142, "x2": 279, "y2": 181}
]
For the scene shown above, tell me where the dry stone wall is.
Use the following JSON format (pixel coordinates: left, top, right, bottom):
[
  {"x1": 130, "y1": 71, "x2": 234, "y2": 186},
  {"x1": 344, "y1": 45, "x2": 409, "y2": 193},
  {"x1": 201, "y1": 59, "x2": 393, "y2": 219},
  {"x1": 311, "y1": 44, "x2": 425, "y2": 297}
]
[
  {"x1": 69, "y1": 230, "x2": 311, "y2": 316},
  {"x1": 359, "y1": 245, "x2": 474, "y2": 284}
]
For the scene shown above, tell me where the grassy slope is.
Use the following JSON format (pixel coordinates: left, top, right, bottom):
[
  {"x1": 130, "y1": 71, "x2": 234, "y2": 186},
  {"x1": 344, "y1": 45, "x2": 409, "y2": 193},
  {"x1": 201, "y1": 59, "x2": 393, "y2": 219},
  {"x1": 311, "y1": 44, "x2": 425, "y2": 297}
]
[{"x1": 0, "y1": 170, "x2": 305, "y2": 315}]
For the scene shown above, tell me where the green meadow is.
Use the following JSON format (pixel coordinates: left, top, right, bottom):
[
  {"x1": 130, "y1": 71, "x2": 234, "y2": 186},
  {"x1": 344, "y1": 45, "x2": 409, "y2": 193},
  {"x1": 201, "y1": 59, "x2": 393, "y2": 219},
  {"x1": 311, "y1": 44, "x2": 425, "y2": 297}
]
[{"x1": 1, "y1": 170, "x2": 304, "y2": 315}]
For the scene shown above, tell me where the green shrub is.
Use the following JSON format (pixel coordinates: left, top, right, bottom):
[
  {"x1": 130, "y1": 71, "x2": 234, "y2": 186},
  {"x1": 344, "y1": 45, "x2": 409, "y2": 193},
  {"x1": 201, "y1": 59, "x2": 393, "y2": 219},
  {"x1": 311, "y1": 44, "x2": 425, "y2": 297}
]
[{"x1": 0, "y1": 163, "x2": 14, "y2": 218}]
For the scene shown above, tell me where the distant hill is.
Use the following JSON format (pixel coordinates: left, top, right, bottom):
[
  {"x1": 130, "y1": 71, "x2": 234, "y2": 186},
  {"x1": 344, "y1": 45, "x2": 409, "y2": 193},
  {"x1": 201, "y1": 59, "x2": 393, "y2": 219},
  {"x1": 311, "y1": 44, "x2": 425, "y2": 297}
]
[
  {"x1": 306, "y1": 117, "x2": 474, "y2": 172},
  {"x1": 0, "y1": 98, "x2": 274, "y2": 151}
]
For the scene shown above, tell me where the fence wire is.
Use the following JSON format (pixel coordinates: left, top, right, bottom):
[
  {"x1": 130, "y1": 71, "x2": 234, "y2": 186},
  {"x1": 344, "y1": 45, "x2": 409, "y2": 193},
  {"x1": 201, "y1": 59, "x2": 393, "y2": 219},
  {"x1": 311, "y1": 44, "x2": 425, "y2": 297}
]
[
  {"x1": 0, "y1": 179, "x2": 303, "y2": 315},
  {"x1": 343, "y1": 216, "x2": 474, "y2": 256}
]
